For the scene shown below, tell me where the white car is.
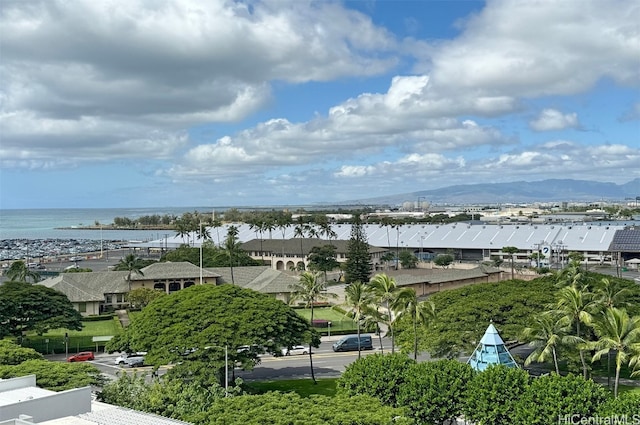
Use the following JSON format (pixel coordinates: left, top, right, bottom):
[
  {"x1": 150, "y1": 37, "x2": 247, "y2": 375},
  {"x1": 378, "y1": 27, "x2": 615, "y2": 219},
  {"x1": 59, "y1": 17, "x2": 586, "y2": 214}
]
[
  {"x1": 115, "y1": 352, "x2": 147, "y2": 365},
  {"x1": 281, "y1": 345, "x2": 309, "y2": 356}
]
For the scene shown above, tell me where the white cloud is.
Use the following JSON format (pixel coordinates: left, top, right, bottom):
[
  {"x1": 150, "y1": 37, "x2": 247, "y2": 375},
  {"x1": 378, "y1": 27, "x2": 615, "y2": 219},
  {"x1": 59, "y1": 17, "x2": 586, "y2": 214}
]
[
  {"x1": 0, "y1": 0, "x2": 398, "y2": 169},
  {"x1": 426, "y1": 0, "x2": 640, "y2": 97},
  {"x1": 529, "y1": 109, "x2": 579, "y2": 131}
]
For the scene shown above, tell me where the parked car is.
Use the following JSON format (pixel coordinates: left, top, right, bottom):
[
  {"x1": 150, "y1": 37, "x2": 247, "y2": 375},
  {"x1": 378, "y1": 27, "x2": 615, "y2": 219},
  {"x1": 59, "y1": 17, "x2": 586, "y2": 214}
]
[
  {"x1": 115, "y1": 352, "x2": 148, "y2": 366},
  {"x1": 125, "y1": 356, "x2": 145, "y2": 368},
  {"x1": 281, "y1": 345, "x2": 309, "y2": 356},
  {"x1": 67, "y1": 351, "x2": 94, "y2": 362},
  {"x1": 332, "y1": 335, "x2": 373, "y2": 352}
]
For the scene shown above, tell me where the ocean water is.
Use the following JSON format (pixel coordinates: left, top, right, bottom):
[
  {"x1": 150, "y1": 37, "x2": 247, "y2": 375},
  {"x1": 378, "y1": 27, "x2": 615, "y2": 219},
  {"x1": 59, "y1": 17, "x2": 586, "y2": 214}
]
[{"x1": 0, "y1": 207, "x2": 216, "y2": 241}]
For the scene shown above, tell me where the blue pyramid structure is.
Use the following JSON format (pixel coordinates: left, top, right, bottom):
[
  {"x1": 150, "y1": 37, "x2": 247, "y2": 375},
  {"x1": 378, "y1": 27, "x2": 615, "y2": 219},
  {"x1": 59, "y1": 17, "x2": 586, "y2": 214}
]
[{"x1": 467, "y1": 323, "x2": 518, "y2": 371}]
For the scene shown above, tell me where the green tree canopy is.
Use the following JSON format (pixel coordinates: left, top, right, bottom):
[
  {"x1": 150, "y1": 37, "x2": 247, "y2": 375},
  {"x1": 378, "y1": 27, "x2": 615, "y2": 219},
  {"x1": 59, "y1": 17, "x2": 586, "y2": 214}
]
[
  {"x1": 127, "y1": 287, "x2": 165, "y2": 309},
  {"x1": 106, "y1": 285, "x2": 319, "y2": 379},
  {"x1": 513, "y1": 373, "x2": 609, "y2": 425},
  {"x1": 202, "y1": 392, "x2": 412, "y2": 425},
  {"x1": 463, "y1": 365, "x2": 530, "y2": 425},
  {"x1": 433, "y1": 253, "x2": 454, "y2": 268},
  {"x1": 0, "y1": 359, "x2": 104, "y2": 391},
  {"x1": 398, "y1": 250, "x2": 418, "y2": 269},
  {"x1": 343, "y1": 215, "x2": 372, "y2": 284},
  {"x1": 337, "y1": 353, "x2": 416, "y2": 407},
  {"x1": 307, "y1": 245, "x2": 340, "y2": 280},
  {"x1": 407, "y1": 276, "x2": 557, "y2": 358},
  {"x1": 397, "y1": 359, "x2": 474, "y2": 425},
  {"x1": 0, "y1": 281, "x2": 83, "y2": 338},
  {"x1": 0, "y1": 340, "x2": 44, "y2": 365}
]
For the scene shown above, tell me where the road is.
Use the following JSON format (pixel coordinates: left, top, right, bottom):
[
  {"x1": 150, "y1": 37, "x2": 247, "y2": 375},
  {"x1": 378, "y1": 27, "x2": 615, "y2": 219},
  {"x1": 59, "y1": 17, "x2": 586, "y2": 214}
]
[
  {"x1": 61, "y1": 335, "x2": 540, "y2": 384},
  {"x1": 57, "y1": 336, "x2": 401, "y2": 382}
]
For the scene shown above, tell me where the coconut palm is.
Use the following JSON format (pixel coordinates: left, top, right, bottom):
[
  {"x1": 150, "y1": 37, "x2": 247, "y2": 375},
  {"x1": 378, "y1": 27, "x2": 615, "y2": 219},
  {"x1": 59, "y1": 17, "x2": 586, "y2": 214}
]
[
  {"x1": 593, "y1": 277, "x2": 632, "y2": 310},
  {"x1": 114, "y1": 254, "x2": 145, "y2": 292},
  {"x1": 289, "y1": 271, "x2": 337, "y2": 383},
  {"x1": 502, "y1": 246, "x2": 519, "y2": 280},
  {"x1": 224, "y1": 225, "x2": 240, "y2": 284},
  {"x1": 521, "y1": 311, "x2": 581, "y2": 374},
  {"x1": 369, "y1": 273, "x2": 400, "y2": 353},
  {"x1": 293, "y1": 217, "x2": 307, "y2": 265},
  {"x1": 4, "y1": 260, "x2": 40, "y2": 283},
  {"x1": 588, "y1": 307, "x2": 640, "y2": 397},
  {"x1": 342, "y1": 281, "x2": 375, "y2": 359},
  {"x1": 556, "y1": 285, "x2": 595, "y2": 379},
  {"x1": 392, "y1": 288, "x2": 436, "y2": 360}
]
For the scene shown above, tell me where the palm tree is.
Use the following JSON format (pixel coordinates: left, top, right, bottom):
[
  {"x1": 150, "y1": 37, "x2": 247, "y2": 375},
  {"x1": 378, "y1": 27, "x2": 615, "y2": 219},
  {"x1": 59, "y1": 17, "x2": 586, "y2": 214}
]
[
  {"x1": 556, "y1": 285, "x2": 595, "y2": 379},
  {"x1": 289, "y1": 271, "x2": 337, "y2": 383},
  {"x1": 249, "y1": 218, "x2": 266, "y2": 264},
  {"x1": 114, "y1": 254, "x2": 145, "y2": 292},
  {"x1": 588, "y1": 307, "x2": 640, "y2": 397},
  {"x1": 393, "y1": 288, "x2": 436, "y2": 360},
  {"x1": 293, "y1": 217, "x2": 307, "y2": 266},
  {"x1": 369, "y1": 273, "x2": 400, "y2": 353},
  {"x1": 224, "y1": 225, "x2": 240, "y2": 284},
  {"x1": 593, "y1": 277, "x2": 632, "y2": 310},
  {"x1": 211, "y1": 216, "x2": 223, "y2": 247},
  {"x1": 342, "y1": 281, "x2": 375, "y2": 359},
  {"x1": 521, "y1": 311, "x2": 580, "y2": 374},
  {"x1": 4, "y1": 260, "x2": 40, "y2": 283},
  {"x1": 502, "y1": 246, "x2": 519, "y2": 280}
]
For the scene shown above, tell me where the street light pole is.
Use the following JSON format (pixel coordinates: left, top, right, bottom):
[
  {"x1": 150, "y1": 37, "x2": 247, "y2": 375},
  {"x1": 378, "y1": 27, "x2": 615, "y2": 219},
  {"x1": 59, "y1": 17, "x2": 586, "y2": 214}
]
[{"x1": 199, "y1": 222, "x2": 203, "y2": 285}]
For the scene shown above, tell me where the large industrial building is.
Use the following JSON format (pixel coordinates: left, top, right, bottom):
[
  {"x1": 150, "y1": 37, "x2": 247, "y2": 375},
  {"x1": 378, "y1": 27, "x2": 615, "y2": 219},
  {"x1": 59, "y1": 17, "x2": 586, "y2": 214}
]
[{"x1": 132, "y1": 222, "x2": 640, "y2": 272}]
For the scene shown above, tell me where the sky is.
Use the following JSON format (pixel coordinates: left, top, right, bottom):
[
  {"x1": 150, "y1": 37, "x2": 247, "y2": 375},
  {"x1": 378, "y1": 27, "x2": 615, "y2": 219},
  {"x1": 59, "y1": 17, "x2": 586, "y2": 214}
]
[{"x1": 1, "y1": 0, "x2": 639, "y2": 209}]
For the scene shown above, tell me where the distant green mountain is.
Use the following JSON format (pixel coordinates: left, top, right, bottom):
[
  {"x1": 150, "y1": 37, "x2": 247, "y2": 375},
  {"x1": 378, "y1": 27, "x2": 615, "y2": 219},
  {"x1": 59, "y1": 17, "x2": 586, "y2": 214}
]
[{"x1": 351, "y1": 178, "x2": 640, "y2": 205}]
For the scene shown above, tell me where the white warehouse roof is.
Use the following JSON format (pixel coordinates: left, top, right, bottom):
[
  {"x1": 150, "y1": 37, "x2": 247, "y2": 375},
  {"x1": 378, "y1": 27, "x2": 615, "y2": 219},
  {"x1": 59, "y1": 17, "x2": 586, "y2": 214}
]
[{"x1": 133, "y1": 222, "x2": 627, "y2": 253}]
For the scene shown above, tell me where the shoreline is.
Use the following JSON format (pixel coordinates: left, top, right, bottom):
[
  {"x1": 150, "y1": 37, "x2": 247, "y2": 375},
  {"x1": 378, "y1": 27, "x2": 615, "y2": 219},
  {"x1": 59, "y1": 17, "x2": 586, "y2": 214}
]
[{"x1": 54, "y1": 225, "x2": 174, "y2": 231}]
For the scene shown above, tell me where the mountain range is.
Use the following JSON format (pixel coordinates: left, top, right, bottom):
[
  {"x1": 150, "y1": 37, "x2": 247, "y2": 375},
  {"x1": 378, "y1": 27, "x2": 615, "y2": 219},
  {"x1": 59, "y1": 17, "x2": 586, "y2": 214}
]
[{"x1": 350, "y1": 179, "x2": 640, "y2": 206}]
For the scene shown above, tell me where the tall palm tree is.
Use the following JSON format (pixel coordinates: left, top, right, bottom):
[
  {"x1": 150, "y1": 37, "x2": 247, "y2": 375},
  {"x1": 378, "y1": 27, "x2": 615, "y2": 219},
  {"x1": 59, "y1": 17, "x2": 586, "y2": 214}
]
[
  {"x1": 174, "y1": 219, "x2": 190, "y2": 245},
  {"x1": 4, "y1": 260, "x2": 40, "y2": 283},
  {"x1": 369, "y1": 273, "x2": 400, "y2": 353},
  {"x1": 502, "y1": 246, "x2": 519, "y2": 280},
  {"x1": 342, "y1": 281, "x2": 375, "y2": 359},
  {"x1": 224, "y1": 225, "x2": 240, "y2": 284},
  {"x1": 588, "y1": 307, "x2": 640, "y2": 397},
  {"x1": 393, "y1": 288, "x2": 436, "y2": 360},
  {"x1": 593, "y1": 277, "x2": 632, "y2": 310},
  {"x1": 114, "y1": 254, "x2": 145, "y2": 292},
  {"x1": 293, "y1": 217, "x2": 307, "y2": 266},
  {"x1": 556, "y1": 285, "x2": 595, "y2": 379},
  {"x1": 289, "y1": 271, "x2": 337, "y2": 383},
  {"x1": 211, "y1": 216, "x2": 223, "y2": 247},
  {"x1": 521, "y1": 311, "x2": 580, "y2": 374},
  {"x1": 249, "y1": 218, "x2": 266, "y2": 264}
]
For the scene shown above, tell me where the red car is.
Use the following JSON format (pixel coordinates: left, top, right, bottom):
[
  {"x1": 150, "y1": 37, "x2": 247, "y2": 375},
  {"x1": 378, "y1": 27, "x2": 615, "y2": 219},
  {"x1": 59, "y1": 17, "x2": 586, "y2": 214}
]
[{"x1": 67, "y1": 351, "x2": 95, "y2": 362}]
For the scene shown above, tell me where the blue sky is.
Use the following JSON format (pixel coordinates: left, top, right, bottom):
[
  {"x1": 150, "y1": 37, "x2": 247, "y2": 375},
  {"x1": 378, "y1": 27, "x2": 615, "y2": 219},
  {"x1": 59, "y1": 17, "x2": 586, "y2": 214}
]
[{"x1": 1, "y1": 0, "x2": 638, "y2": 209}]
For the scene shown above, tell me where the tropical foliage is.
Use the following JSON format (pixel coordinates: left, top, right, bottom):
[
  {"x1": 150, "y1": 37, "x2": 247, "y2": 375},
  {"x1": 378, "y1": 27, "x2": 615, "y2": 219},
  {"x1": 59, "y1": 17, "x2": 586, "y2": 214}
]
[
  {"x1": 343, "y1": 214, "x2": 372, "y2": 284},
  {"x1": 0, "y1": 358, "x2": 104, "y2": 391},
  {"x1": 106, "y1": 284, "x2": 319, "y2": 385},
  {"x1": 0, "y1": 281, "x2": 83, "y2": 338}
]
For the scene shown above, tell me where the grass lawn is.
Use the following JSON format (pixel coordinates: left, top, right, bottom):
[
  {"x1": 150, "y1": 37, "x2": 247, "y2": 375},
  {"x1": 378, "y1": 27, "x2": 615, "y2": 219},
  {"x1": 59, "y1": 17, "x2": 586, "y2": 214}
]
[
  {"x1": 296, "y1": 307, "x2": 357, "y2": 333},
  {"x1": 245, "y1": 378, "x2": 338, "y2": 397},
  {"x1": 43, "y1": 318, "x2": 121, "y2": 337},
  {"x1": 616, "y1": 385, "x2": 640, "y2": 395}
]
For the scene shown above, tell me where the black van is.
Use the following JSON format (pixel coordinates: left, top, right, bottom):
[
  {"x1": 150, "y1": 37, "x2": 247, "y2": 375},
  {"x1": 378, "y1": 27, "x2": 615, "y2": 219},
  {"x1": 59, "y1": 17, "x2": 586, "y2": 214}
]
[{"x1": 332, "y1": 335, "x2": 373, "y2": 352}]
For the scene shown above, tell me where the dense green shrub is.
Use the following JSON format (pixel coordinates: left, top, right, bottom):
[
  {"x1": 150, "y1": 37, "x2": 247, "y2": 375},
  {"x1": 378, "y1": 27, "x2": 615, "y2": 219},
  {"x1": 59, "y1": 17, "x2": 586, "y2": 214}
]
[
  {"x1": 463, "y1": 365, "x2": 530, "y2": 425},
  {"x1": 513, "y1": 373, "x2": 610, "y2": 425},
  {"x1": 397, "y1": 359, "x2": 474, "y2": 425},
  {"x1": 336, "y1": 352, "x2": 415, "y2": 407},
  {"x1": 203, "y1": 392, "x2": 413, "y2": 425}
]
